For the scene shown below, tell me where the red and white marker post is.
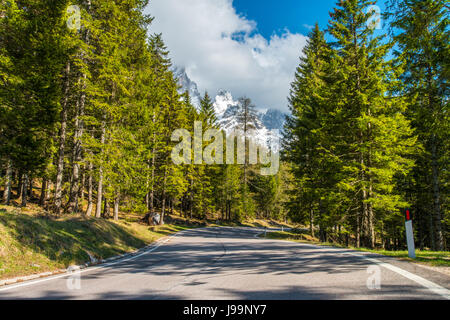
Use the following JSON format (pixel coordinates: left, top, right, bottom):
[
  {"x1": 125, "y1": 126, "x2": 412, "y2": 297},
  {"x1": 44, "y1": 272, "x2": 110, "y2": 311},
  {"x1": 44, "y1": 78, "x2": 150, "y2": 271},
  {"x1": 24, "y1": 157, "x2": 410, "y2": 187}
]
[{"x1": 404, "y1": 209, "x2": 416, "y2": 259}]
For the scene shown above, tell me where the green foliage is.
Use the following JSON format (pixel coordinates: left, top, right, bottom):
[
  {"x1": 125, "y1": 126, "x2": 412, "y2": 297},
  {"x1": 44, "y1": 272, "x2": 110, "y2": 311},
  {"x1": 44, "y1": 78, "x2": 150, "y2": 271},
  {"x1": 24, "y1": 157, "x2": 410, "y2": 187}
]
[
  {"x1": 385, "y1": 0, "x2": 449, "y2": 250},
  {"x1": 1, "y1": 0, "x2": 446, "y2": 255},
  {"x1": 284, "y1": 1, "x2": 419, "y2": 248}
]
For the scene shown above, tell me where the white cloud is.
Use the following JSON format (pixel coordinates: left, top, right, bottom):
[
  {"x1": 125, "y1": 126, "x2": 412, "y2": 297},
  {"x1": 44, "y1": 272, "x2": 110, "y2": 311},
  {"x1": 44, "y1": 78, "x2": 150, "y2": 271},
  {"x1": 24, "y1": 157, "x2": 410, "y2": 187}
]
[{"x1": 145, "y1": 0, "x2": 308, "y2": 112}]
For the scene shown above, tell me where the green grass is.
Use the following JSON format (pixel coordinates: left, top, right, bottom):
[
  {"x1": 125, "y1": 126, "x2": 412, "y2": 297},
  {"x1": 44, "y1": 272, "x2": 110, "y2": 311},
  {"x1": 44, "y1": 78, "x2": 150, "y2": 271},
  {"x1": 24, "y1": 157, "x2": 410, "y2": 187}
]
[
  {"x1": 0, "y1": 201, "x2": 298, "y2": 281},
  {"x1": 355, "y1": 249, "x2": 450, "y2": 267},
  {"x1": 262, "y1": 231, "x2": 450, "y2": 267},
  {"x1": 0, "y1": 204, "x2": 292, "y2": 281},
  {"x1": 0, "y1": 205, "x2": 190, "y2": 280}
]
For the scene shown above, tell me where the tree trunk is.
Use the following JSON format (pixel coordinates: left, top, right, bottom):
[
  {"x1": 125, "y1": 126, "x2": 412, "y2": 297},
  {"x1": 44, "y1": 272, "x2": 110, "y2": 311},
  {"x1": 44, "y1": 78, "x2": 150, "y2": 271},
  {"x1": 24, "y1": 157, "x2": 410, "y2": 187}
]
[
  {"x1": 3, "y1": 158, "x2": 12, "y2": 205},
  {"x1": 149, "y1": 161, "x2": 155, "y2": 212},
  {"x1": 367, "y1": 108, "x2": 375, "y2": 249},
  {"x1": 356, "y1": 212, "x2": 361, "y2": 248},
  {"x1": 190, "y1": 178, "x2": 194, "y2": 220},
  {"x1": 67, "y1": 73, "x2": 89, "y2": 214},
  {"x1": 17, "y1": 171, "x2": 23, "y2": 199},
  {"x1": 86, "y1": 161, "x2": 94, "y2": 216},
  {"x1": 44, "y1": 181, "x2": 51, "y2": 210},
  {"x1": 102, "y1": 198, "x2": 110, "y2": 218},
  {"x1": 113, "y1": 193, "x2": 120, "y2": 221},
  {"x1": 28, "y1": 176, "x2": 33, "y2": 200},
  {"x1": 145, "y1": 191, "x2": 149, "y2": 211},
  {"x1": 96, "y1": 167, "x2": 104, "y2": 218},
  {"x1": 21, "y1": 174, "x2": 28, "y2": 207},
  {"x1": 149, "y1": 113, "x2": 157, "y2": 213},
  {"x1": 39, "y1": 179, "x2": 47, "y2": 206},
  {"x1": 160, "y1": 168, "x2": 167, "y2": 225},
  {"x1": 429, "y1": 207, "x2": 436, "y2": 250},
  {"x1": 359, "y1": 146, "x2": 368, "y2": 248},
  {"x1": 310, "y1": 207, "x2": 315, "y2": 237},
  {"x1": 368, "y1": 203, "x2": 375, "y2": 248},
  {"x1": 161, "y1": 196, "x2": 166, "y2": 224},
  {"x1": 54, "y1": 61, "x2": 71, "y2": 215},
  {"x1": 95, "y1": 116, "x2": 106, "y2": 218},
  {"x1": 431, "y1": 136, "x2": 444, "y2": 251},
  {"x1": 67, "y1": 0, "x2": 91, "y2": 214},
  {"x1": 79, "y1": 166, "x2": 85, "y2": 204}
]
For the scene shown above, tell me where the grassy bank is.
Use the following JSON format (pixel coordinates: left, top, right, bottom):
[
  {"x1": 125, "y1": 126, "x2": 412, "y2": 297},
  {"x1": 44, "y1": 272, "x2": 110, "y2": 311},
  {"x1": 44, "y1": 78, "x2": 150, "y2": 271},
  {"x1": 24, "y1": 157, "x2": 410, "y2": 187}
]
[
  {"x1": 262, "y1": 231, "x2": 450, "y2": 267},
  {"x1": 0, "y1": 205, "x2": 192, "y2": 280},
  {"x1": 0, "y1": 204, "x2": 294, "y2": 281}
]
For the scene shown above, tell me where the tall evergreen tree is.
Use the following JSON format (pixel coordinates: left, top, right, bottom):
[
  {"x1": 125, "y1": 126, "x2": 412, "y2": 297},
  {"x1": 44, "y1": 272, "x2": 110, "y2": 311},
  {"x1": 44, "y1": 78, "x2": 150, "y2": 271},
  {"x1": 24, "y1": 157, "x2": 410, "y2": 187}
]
[
  {"x1": 325, "y1": 0, "x2": 416, "y2": 248},
  {"x1": 386, "y1": 0, "x2": 449, "y2": 250},
  {"x1": 283, "y1": 23, "x2": 332, "y2": 239}
]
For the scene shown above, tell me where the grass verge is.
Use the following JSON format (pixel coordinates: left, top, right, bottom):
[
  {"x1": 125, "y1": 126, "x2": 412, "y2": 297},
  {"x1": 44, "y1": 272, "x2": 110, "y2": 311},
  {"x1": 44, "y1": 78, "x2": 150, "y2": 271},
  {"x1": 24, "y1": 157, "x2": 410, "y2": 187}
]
[
  {"x1": 0, "y1": 204, "x2": 293, "y2": 281},
  {"x1": 0, "y1": 205, "x2": 191, "y2": 280},
  {"x1": 262, "y1": 231, "x2": 450, "y2": 267}
]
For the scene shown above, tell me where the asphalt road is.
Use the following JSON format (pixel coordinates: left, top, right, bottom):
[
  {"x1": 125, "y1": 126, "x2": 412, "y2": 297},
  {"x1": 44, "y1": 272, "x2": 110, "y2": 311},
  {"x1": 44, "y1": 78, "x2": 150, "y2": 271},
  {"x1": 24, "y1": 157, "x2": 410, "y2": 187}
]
[{"x1": 0, "y1": 227, "x2": 449, "y2": 300}]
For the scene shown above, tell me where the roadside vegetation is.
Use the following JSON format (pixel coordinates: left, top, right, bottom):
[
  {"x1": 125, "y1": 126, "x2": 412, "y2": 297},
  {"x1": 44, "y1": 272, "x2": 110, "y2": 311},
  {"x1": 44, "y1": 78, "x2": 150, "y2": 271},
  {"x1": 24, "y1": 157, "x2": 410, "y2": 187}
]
[
  {"x1": 262, "y1": 230, "x2": 450, "y2": 267},
  {"x1": 0, "y1": 0, "x2": 447, "y2": 285},
  {"x1": 283, "y1": 0, "x2": 448, "y2": 252},
  {"x1": 0, "y1": 204, "x2": 191, "y2": 280},
  {"x1": 0, "y1": 204, "x2": 294, "y2": 281}
]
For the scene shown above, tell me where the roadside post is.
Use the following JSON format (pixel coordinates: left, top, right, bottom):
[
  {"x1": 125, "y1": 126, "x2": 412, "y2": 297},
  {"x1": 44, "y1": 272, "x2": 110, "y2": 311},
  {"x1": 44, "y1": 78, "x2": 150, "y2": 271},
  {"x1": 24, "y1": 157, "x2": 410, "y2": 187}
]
[{"x1": 404, "y1": 208, "x2": 416, "y2": 259}]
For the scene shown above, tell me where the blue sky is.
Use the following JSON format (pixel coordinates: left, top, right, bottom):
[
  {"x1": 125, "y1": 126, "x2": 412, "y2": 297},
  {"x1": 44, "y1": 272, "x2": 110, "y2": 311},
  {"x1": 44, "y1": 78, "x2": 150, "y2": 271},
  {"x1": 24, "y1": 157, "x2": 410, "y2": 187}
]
[
  {"x1": 233, "y1": 0, "x2": 338, "y2": 38},
  {"x1": 147, "y1": 0, "x2": 388, "y2": 112},
  {"x1": 234, "y1": 0, "x2": 388, "y2": 39}
]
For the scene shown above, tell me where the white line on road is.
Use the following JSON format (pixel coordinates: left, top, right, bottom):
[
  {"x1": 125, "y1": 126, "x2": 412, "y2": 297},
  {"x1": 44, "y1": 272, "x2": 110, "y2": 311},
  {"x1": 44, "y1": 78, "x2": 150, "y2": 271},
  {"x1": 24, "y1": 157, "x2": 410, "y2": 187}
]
[
  {"x1": 254, "y1": 235, "x2": 450, "y2": 300},
  {"x1": 1, "y1": 228, "x2": 449, "y2": 300},
  {"x1": 0, "y1": 231, "x2": 186, "y2": 293},
  {"x1": 345, "y1": 251, "x2": 450, "y2": 300}
]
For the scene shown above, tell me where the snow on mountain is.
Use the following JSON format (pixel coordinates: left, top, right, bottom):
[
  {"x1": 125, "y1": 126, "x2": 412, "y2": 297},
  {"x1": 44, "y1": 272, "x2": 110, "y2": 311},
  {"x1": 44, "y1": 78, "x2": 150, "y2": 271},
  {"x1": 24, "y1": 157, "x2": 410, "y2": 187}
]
[
  {"x1": 213, "y1": 90, "x2": 283, "y2": 152},
  {"x1": 174, "y1": 66, "x2": 286, "y2": 151},
  {"x1": 173, "y1": 67, "x2": 202, "y2": 110},
  {"x1": 214, "y1": 89, "x2": 236, "y2": 118}
]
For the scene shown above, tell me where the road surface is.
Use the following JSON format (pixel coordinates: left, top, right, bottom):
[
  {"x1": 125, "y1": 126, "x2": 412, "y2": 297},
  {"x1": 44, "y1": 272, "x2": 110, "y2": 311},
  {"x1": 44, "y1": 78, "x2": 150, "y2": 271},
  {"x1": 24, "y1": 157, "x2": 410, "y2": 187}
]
[{"x1": 0, "y1": 227, "x2": 449, "y2": 300}]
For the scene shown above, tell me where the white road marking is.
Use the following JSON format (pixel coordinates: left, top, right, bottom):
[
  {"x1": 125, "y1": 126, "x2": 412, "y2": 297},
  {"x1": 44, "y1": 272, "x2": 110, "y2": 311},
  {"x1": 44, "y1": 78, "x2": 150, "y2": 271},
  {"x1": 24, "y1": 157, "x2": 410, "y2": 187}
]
[
  {"x1": 1, "y1": 228, "x2": 449, "y2": 300},
  {"x1": 255, "y1": 235, "x2": 450, "y2": 299},
  {"x1": 345, "y1": 251, "x2": 450, "y2": 300},
  {"x1": 0, "y1": 231, "x2": 186, "y2": 293}
]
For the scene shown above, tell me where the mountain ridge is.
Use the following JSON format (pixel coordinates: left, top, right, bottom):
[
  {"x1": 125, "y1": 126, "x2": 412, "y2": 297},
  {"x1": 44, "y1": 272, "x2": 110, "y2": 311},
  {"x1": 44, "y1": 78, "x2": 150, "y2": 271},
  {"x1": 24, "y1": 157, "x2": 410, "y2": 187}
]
[{"x1": 174, "y1": 67, "x2": 286, "y2": 150}]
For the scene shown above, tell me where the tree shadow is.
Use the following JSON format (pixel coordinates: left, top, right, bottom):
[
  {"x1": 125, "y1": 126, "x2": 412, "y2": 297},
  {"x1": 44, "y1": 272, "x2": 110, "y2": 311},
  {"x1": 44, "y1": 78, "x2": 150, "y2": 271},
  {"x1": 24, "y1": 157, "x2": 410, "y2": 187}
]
[
  {"x1": 1, "y1": 228, "x2": 445, "y2": 300},
  {"x1": 0, "y1": 212, "x2": 149, "y2": 272}
]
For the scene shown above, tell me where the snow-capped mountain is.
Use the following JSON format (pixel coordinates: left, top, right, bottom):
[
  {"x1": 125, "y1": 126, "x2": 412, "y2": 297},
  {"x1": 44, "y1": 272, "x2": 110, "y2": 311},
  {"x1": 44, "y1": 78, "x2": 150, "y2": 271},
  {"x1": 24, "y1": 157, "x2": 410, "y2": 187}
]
[
  {"x1": 174, "y1": 67, "x2": 286, "y2": 151},
  {"x1": 214, "y1": 89, "x2": 235, "y2": 118},
  {"x1": 213, "y1": 90, "x2": 283, "y2": 151},
  {"x1": 173, "y1": 66, "x2": 202, "y2": 109}
]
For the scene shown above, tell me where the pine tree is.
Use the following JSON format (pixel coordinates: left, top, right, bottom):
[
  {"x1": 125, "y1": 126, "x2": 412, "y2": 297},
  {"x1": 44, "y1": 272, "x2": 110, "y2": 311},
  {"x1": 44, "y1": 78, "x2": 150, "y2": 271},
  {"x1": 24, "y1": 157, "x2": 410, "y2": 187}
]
[
  {"x1": 199, "y1": 92, "x2": 218, "y2": 129},
  {"x1": 195, "y1": 92, "x2": 220, "y2": 218},
  {"x1": 386, "y1": 0, "x2": 449, "y2": 250},
  {"x1": 283, "y1": 2, "x2": 417, "y2": 248},
  {"x1": 0, "y1": 0, "x2": 75, "y2": 208},
  {"x1": 325, "y1": 0, "x2": 416, "y2": 247},
  {"x1": 66, "y1": 0, "x2": 93, "y2": 214},
  {"x1": 283, "y1": 23, "x2": 331, "y2": 238},
  {"x1": 236, "y1": 97, "x2": 259, "y2": 220}
]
